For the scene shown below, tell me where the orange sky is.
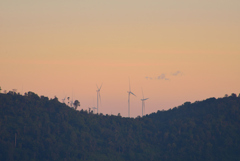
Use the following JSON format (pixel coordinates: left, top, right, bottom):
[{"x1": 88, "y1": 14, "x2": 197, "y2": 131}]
[{"x1": 1, "y1": 1, "x2": 240, "y2": 117}]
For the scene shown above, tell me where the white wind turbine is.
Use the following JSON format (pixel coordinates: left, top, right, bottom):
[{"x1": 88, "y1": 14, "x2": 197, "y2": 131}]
[
  {"x1": 141, "y1": 88, "x2": 149, "y2": 117},
  {"x1": 96, "y1": 84, "x2": 102, "y2": 114},
  {"x1": 127, "y1": 79, "x2": 136, "y2": 117}
]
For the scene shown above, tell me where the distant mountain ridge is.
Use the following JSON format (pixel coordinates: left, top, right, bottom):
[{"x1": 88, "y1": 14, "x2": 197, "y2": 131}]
[{"x1": 0, "y1": 91, "x2": 240, "y2": 161}]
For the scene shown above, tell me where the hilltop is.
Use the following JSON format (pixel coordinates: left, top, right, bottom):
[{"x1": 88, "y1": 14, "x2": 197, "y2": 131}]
[{"x1": 0, "y1": 91, "x2": 240, "y2": 161}]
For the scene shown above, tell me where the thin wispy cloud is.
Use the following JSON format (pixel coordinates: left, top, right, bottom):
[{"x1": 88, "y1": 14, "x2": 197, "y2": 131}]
[
  {"x1": 172, "y1": 71, "x2": 183, "y2": 76},
  {"x1": 145, "y1": 76, "x2": 153, "y2": 80},
  {"x1": 157, "y1": 74, "x2": 169, "y2": 80},
  {"x1": 145, "y1": 74, "x2": 169, "y2": 81},
  {"x1": 145, "y1": 71, "x2": 183, "y2": 81}
]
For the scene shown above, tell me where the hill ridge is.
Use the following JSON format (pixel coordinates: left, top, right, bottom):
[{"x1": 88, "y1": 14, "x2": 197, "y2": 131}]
[{"x1": 0, "y1": 91, "x2": 240, "y2": 161}]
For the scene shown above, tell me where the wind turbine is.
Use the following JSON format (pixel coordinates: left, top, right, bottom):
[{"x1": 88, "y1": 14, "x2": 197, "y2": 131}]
[
  {"x1": 127, "y1": 79, "x2": 136, "y2": 117},
  {"x1": 141, "y1": 88, "x2": 149, "y2": 117},
  {"x1": 96, "y1": 84, "x2": 102, "y2": 114}
]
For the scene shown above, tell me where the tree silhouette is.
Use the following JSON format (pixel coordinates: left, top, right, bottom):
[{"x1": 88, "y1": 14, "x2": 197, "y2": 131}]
[
  {"x1": 67, "y1": 97, "x2": 70, "y2": 105},
  {"x1": 73, "y1": 100, "x2": 80, "y2": 110}
]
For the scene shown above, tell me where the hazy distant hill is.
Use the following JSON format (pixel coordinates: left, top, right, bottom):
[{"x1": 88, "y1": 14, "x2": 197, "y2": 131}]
[{"x1": 0, "y1": 91, "x2": 240, "y2": 161}]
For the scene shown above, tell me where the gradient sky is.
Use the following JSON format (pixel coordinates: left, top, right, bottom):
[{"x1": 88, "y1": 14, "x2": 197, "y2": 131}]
[{"x1": 1, "y1": 0, "x2": 240, "y2": 117}]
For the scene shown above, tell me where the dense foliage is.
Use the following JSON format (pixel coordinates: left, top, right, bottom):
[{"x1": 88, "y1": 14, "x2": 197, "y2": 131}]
[{"x1": 0, "y1": 91, "x2": 240, "y2": 161}]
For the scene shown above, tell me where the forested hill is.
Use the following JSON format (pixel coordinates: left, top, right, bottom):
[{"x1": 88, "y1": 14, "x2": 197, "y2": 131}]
[{"x1": 0, "y1": 92, "x2": 240, "y2": 161}]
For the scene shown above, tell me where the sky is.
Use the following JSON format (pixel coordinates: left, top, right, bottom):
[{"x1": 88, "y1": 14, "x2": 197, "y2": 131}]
[{"x1": 1, "y1": 0, "x2": 240, "y2": 117}]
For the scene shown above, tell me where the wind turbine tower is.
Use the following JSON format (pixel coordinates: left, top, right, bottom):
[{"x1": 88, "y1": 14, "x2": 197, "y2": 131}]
[
  {"x1": 127, "y1": 79, "x2": 136, "y2": 117},
  {"x1": 96, "y1": 84, "x2": 102, "y2": 114},
  {"x1": 141, "y1": 89, "x2": 149, "y2": 117}
]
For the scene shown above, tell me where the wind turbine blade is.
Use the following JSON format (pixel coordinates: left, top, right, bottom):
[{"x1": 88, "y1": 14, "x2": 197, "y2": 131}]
[
  {"x1": 99, "y1": 83, "x2": 103, "y2": 90},
  {"x1": 131, "y1": 92, "x2": 136, "y2": 96},
  {"x1": 142, "y1": 88, "x2": 144, "y2": 99},
  {"x1": 96, "y1": 84, "x2": 99, "y2": 89}
]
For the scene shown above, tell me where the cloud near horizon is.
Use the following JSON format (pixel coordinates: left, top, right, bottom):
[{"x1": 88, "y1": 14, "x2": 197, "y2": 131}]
[
  {"x1": 172, "y1": 71, "x2": 183, "y2": 76},
  {"x1": 145, "y1": 74, "x2": 169, "y2": 81},
  {"x1": 146, "y1": 71, "x2": 183, "y2": 81},
  {"x1": 145, "y1": 76, "x2": 153, "y2": 80},
  {"x1": 157, "y1": 74, "x2": 169, "y2": 80}
]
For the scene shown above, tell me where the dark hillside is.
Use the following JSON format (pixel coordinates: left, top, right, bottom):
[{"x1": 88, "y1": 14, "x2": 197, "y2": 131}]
[
  {"x1": 0, "y1": 92, "x2": 240, "y2": 161},
  {"x1": 144, "y1": 94, "x2": 240, "y2": 160}
]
